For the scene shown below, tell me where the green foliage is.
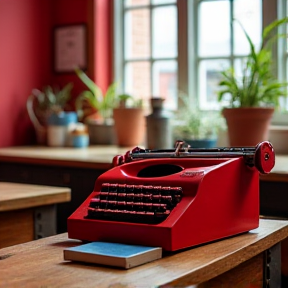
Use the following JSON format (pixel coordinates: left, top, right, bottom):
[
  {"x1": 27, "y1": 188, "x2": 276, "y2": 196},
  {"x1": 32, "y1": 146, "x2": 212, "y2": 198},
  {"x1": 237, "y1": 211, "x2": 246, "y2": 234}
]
[
  {"x1": 116, "y1": 94, "x2": 143, "y2": 108},
  {"x1": 218, "y1": 17, "x2": 288, "y2": 108},
  {"x1": 32, "y1": 83, "x2": 73, "y2": 113},
  {"x1": 75, "y1": 68, "x2": 117, "y2": 121},
  {"x1": 173, "y1": 94, "x2": 225, "y2": 140}
]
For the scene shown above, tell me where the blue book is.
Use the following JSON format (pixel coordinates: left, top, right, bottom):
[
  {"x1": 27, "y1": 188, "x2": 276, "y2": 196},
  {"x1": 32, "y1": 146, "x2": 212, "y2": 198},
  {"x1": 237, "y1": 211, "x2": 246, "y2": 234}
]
[{"x1": 63, "y1": 242, "x2": 162, "y2": 269}]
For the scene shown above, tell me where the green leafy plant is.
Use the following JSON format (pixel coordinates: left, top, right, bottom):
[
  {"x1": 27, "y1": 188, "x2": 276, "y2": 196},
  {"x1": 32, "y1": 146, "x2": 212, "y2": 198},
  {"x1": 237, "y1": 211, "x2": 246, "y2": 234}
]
[
  {"x1": 218, "y1": 17, "x2": 288, "y2": 108},
  {"x1": 173, "y1": 94, "x2": 225, "y2": 140},
  {"x1": 27, "y1": 82, "x2": 73, "y2": 129},
  {"x1": 173, "y1": 109, "x2": 224, "y2": 140},
  {"x1": 31, "y1": 83, "x2": 73, "y2": 114},
  {"x1": 116, "y1": 93, "x2": 143, "y2": 108},
  {"x1": 75, "y1": 68, "x2": 117, "y2": 122}
]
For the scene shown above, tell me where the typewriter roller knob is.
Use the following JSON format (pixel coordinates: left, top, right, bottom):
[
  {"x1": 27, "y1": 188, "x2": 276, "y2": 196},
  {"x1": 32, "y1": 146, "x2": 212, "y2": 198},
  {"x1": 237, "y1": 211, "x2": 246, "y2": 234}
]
[
  {"x1": 254, "y1": 141, "x2": 275, "y2": 174},
  {"x1": 112, "y1": 155, "x2": 124, "y2": 167}
]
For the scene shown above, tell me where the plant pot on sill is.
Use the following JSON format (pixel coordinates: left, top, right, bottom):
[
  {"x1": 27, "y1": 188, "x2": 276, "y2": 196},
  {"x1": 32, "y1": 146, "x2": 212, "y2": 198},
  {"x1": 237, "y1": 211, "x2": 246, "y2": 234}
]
[
  {"x1": 222, "y1": 107, "x2": 274, "y2": 147},
  {"x1": 85, "y1": 118, "x2": 115, "y2": 145},
  {"x1": 113, "y1": 107, "x2": 145, "y2": 147}
]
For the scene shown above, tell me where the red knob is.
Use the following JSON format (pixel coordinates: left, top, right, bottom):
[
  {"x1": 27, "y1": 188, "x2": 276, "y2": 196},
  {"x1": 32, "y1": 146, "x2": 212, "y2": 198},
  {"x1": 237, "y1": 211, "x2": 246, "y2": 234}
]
[
  {"x1": 112, "y1": 155, "x2": 124, "y2": 167},
  {"x1": 254, "y1": 141, "x2": 275, "y2": 174}
]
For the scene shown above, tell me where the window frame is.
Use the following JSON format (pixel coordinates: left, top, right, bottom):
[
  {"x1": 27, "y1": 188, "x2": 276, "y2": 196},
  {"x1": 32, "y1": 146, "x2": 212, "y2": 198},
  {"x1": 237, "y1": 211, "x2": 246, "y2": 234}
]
[
  {"x1": 114, "y1": 0, "x2": 286, "y2": 120},
  {"x1": 114, "y1": 0, "x2": 180, "y2": 109}
]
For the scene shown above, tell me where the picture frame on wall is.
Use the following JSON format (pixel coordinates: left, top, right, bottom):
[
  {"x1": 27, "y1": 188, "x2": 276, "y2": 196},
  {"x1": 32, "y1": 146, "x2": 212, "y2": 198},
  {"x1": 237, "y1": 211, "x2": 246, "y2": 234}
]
[{"x1": 53, "y1": 24, "x2": 87, "y2": 73}]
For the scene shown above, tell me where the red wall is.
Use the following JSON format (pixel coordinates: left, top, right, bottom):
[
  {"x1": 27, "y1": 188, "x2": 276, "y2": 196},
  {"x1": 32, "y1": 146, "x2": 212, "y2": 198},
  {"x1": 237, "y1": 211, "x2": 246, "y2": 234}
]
[
  {"x1": 51, "y1": 0, "x2": 90, "y2": 99},
  {"x1": 0, "y1": 0, "x2": 52, "y2": 146},
  {"x1": 0, "y1": 0, "x2": 113, "y2": 147},
  {"x1": 51, "y1": 0, "x2": 113, "y2": 104}
]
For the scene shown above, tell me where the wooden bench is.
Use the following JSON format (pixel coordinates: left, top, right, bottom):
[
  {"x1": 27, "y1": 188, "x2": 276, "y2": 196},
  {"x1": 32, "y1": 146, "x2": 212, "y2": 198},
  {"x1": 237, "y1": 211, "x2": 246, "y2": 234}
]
[{"x1": 0, "y1": 182, "x2": 71, "y2": 248}]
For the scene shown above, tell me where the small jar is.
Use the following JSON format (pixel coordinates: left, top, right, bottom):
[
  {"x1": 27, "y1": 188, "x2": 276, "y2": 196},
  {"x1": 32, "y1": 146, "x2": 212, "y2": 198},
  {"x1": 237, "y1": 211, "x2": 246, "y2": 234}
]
[{"x1": 70, "y1": 124, "x2": 89, "y2": 148}]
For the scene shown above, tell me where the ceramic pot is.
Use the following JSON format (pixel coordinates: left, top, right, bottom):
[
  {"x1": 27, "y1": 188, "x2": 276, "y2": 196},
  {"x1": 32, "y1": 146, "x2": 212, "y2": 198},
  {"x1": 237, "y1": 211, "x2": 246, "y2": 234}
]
[
  {"x1": 222, "y1": 107, "x2": 274, "y2": 146},
  {"x1": 85, "y1": 118, "x2": 115, "y2": 145},
  {"x1": 47, "y1": 112, "x2": 77, "y2": 147},
  {"x1": 146, "y1": 98, "x2": 173, "y2": 149},
  {"x1": 113, "y1": 108, "x2": 145, "y2": 147}
]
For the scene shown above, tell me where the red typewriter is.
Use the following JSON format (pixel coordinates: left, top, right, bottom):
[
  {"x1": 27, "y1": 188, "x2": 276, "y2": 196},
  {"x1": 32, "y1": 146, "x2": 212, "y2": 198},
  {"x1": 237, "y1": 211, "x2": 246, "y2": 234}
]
[{"x1": 68, "y1": 141, "x2": 275, "y2": 251}]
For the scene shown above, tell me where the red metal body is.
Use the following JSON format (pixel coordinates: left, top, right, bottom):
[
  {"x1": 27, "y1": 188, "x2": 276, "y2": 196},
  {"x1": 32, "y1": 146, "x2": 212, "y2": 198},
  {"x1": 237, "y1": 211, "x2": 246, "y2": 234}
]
[{"x1": 68, "y1": 156, "x2": 259, "y2": 251}]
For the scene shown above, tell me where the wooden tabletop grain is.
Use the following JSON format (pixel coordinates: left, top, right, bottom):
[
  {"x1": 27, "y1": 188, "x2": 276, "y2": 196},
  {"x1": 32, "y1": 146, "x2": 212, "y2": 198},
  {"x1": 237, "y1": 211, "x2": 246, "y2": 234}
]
[
  {"x1": 0, "y1": 219, "x2": 287, "y2": 288},
  {"x1": 0, "y1": 145, "x2": 130, "y2": 169},
  {"x1": 0, "y1": 182, "x2": 71, "y2": 211}
]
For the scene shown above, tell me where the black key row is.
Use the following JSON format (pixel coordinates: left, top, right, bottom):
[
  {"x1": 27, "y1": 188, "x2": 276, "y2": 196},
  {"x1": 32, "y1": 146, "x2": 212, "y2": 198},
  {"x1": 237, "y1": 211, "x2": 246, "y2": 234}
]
[
  {"x1": 89, "y1": 198, "x2": 168, "y2": 212},
  {"x1": 86, "y1": 207, "x2": 170, "y2": 224},
  {"x1": 101, "y1": 183, "x2": 182, "y2": 196},
  {"x1": 97, "y1": 192, "x2": 181, "y2": 204}
]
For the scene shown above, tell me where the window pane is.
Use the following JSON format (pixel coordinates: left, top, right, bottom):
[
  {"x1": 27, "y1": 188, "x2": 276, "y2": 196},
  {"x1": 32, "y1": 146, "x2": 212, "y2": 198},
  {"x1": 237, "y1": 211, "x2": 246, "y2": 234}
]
[
  {"x1": 124, "y1": 9, "x2": 150, "y2": 59},
  {"x1": 152, "y1": 0, "x2": 176, "y2": 4},
  {"x1": 152, "y1": 60, "x2": 177, "y2": 110},
  {"x1": 125, "y1": 0, "x2": 149, "y2": 7},
  {"x1": 152, "y1": 6, "x2": 177, "y2": 58},
  {"x1": 198, "y1": 1, "x2": 230, "y2": 57},
  {"x1": 125, "y1": 61, "x2": 151, "y2": 105},
  {"x1": 233, "y1": 0, "x2": 262, "y2": 55},
  {"x1": 199, "y1": 60, "x2": 230, "y2": 109}
]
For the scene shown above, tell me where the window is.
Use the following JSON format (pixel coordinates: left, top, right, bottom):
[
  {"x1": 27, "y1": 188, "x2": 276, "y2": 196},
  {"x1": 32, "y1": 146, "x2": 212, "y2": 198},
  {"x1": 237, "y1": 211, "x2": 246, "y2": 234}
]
[
  {"x1": 278, "y1": 0, "x2": 288, "y2": 110},
  {"x1": 195, "y1": 0, "x2": 262, "y2": 110},
  {"x1": 115, "y1": 0, "x2": 281, "y2": 112},
  {"x1": 114, "y1": 0, "x2": 178, "y2": 110}
]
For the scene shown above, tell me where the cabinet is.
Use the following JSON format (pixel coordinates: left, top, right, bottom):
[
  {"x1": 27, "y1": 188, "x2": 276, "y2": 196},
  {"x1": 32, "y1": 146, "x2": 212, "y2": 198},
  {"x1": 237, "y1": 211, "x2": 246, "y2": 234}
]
[{"x1": 260, "y1": 181, "x2": 288, "y2": 218}]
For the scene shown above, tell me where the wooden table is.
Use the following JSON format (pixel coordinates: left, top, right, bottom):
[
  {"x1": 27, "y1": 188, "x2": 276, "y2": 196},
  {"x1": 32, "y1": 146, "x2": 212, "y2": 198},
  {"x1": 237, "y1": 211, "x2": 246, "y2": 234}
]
[
  {"x1": 0, "y1": 182, "x2": 71, "y2": 248},
  {"x1": 0, "y1": 219, "x2": 287, "y2": 287}
]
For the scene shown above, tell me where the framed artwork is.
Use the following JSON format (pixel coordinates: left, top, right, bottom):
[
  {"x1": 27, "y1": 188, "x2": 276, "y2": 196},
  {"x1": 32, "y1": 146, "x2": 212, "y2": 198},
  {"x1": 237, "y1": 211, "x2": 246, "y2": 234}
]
[{"x1": 53, "y1": 24, "x2": 87, "y2": 73}]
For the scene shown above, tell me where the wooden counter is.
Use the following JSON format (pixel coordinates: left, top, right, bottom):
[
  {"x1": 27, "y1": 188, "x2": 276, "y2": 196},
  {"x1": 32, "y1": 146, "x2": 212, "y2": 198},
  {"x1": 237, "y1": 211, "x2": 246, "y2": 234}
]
[
  {"x1": 0, "y1": 145, "x2": 129, "y2": 170},
  {"x1": 0, "y1": 182, "x2": 71, "y2": 248},
  {"x1": 0, "y1": 219, "x2": 287, "y2": 287}
]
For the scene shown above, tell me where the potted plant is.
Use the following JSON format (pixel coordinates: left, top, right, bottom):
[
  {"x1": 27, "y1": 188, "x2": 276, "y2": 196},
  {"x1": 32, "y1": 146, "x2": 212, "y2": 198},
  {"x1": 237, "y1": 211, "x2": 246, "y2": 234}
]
[
  {"x1": 27, "y1": 83, "x2": 74, "y2": 145},
  {"x1": 172, "y1": 104, "x2": 225, "y2": 148},
  {"x1": 218, "y1": 17, "x2": 288, "y2": 146},
  {"x1": 75, "y1": 68, "x2": 117, "y2": 145},
  {"x1": 112, "y1": 94, "x2": 145, "y2": 147}
]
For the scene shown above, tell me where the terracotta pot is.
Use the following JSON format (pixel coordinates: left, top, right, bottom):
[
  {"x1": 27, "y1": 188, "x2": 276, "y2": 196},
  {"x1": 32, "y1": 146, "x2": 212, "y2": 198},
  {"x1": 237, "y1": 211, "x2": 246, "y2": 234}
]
[
  {"x1": 113, "y1": 108, "x2": 145, "y2": 147},
  {"x1": 222, "y1": 107, "x2": 274, "y2": 147}
]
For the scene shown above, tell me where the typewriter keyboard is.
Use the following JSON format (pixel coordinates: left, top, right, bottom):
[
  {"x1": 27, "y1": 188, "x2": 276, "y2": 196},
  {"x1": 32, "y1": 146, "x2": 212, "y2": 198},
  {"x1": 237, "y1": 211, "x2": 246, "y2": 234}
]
[{"x1": 86, "y1": 183, "x2": 183, "y2": 224}]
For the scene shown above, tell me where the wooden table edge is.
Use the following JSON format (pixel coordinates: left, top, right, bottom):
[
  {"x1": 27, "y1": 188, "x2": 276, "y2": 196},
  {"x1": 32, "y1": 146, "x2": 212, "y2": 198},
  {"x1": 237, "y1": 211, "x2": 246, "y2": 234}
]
[
  {"x1": 0, "y1": 154, "x2": 113, "y2": 170},
  {"x1": 161, "y1": 220, "x2": 288, "y2": 286}
]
